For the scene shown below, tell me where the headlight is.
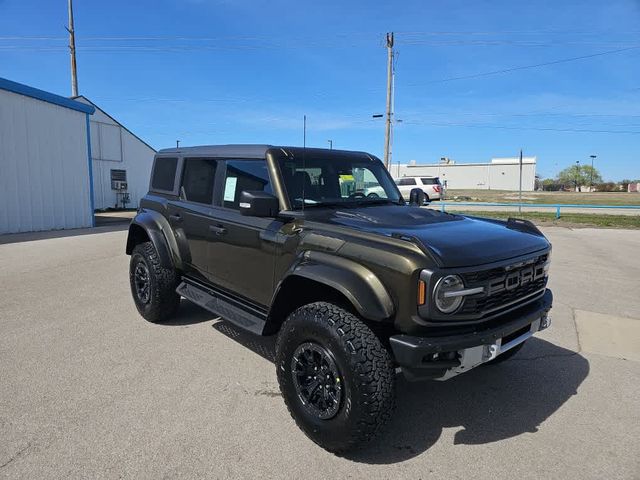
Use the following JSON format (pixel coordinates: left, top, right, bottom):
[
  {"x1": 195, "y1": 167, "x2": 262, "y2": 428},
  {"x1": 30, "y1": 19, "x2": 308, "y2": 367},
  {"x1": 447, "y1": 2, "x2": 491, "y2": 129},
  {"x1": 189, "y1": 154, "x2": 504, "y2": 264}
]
[
  {"x1": 543, "y1": 249, "x2": 552, "y2": 275},
  {"x1": 434, "y1": 275, "x2": 465, "y2": 313}
]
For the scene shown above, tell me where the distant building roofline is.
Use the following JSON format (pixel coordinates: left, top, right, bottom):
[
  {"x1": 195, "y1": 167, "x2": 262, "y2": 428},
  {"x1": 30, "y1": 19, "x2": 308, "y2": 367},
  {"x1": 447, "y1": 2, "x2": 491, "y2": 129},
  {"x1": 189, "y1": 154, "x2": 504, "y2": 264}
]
[
  {"x1": 0, "y1": 77, "x2": 94, "y2": 114},
  {"x1": 404, "y1": 157, "x2": 536, "y2": 167}
]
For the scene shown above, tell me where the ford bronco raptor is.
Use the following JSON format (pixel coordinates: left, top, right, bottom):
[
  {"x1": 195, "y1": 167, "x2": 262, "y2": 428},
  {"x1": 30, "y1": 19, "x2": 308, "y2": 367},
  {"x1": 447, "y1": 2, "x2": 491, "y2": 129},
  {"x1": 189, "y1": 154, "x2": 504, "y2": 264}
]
[{"x1": 126, "y1": 145, "x2": 552, "y2": 453}]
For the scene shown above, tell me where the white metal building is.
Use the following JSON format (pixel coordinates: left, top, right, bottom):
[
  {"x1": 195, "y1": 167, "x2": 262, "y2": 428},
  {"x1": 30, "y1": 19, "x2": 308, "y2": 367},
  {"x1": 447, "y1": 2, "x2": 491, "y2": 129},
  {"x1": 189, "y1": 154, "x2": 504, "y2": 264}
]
[
  {"x1": 395, "y1": 157, "x2": 537, "y2": 191},
  {"x1": 73, "y1": 96, "x2": 156, "y2": 211},
  {"x1": 0, "y1": 77, "x2": 95, "y2": 234}
]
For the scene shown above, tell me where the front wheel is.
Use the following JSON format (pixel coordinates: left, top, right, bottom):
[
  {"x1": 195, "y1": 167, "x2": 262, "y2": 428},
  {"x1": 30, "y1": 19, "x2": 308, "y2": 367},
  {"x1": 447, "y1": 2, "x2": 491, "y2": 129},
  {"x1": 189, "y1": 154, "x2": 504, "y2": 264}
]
[
  {"x1": 129, "y1": 241, "x2": 180, "y2": 323},
  {"x1": 275, "y1": 302, "x2": 396, "y2": 453}
]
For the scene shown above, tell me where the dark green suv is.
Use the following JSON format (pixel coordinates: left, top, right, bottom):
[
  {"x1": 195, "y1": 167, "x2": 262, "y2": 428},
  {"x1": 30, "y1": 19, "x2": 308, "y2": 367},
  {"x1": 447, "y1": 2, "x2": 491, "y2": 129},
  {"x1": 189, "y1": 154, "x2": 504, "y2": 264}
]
[{"x1": 126, "y1": 145, "x2": 553, "y2": 452}]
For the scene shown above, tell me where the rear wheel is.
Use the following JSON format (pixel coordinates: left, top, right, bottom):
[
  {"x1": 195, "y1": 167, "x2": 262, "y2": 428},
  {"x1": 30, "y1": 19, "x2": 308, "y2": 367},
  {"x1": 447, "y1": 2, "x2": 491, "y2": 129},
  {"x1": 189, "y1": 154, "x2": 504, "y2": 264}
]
[
  {"x1": 275, "y1": 302, "x2": 396, "y2": 453},
  {"x1": 129, "y1": 241, "x2": 180, "y2": 323}
]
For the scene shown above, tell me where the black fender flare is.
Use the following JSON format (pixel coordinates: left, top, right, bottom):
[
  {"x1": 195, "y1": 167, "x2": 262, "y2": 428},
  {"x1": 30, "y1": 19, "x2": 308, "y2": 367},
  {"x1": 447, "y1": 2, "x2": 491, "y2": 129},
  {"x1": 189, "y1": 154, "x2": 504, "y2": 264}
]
[
  {"x1": 273, "y1": 250, "x2": 395, "y2": 322},
  {"x1": 125, "y1": 210, "x2": 185, "y2": 271}
]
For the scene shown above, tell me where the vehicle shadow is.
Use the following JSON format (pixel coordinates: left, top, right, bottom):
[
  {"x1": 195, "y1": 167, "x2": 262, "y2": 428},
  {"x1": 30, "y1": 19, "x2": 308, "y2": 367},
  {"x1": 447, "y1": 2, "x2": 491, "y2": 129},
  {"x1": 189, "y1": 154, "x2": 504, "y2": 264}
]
[
  {"x1": 347, "y1": 337, "x2": 589, "y2": 464},
  {"x1": 190, "y1": 317, "x2": 589, "y2": 464}
]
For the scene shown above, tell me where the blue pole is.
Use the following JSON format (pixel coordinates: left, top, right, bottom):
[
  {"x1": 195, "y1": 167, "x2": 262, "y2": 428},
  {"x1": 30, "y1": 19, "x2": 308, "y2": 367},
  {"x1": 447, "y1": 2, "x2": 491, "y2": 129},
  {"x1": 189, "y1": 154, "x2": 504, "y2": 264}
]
[{"x1": 556, "y1": 206, "x2": 561, "y2": 219}]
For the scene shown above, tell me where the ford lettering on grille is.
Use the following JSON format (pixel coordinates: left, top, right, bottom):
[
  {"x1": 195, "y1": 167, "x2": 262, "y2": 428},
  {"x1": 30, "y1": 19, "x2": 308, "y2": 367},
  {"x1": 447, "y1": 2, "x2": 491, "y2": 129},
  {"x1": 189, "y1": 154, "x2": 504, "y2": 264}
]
[{"x1": 460, "y1": 255, "x2": 548, "y2": 316}]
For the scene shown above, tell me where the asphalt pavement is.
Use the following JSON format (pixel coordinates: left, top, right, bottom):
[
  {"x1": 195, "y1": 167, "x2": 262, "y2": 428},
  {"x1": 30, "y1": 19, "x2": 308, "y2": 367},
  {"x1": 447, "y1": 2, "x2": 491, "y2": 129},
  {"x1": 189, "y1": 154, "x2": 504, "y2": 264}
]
[{"x1": 1, "y1": 226, "x2": 639, "y2": 479}]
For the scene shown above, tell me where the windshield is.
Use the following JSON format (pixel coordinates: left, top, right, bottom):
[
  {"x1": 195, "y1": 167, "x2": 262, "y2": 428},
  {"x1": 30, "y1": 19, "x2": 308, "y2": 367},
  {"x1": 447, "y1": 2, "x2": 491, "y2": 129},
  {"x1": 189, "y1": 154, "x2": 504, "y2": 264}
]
[{"x1": 277, "y1": 153, "x2": 402, "y2": 209}]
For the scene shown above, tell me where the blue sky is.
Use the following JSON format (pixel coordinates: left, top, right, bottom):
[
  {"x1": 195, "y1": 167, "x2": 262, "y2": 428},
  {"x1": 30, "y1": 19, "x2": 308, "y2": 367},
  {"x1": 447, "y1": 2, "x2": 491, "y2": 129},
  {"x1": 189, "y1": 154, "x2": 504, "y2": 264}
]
[{"x1": 1, "y1": 0, "x2": 639, "y2": 181}]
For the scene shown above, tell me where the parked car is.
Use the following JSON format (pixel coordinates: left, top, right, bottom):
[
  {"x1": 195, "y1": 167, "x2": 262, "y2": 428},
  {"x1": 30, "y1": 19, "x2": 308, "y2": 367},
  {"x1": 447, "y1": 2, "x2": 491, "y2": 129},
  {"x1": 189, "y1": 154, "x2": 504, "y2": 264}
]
[
  {"x1": 126, "y1": 145, "x2": 552, "y2": 453},
  {"x1": 395, "y1": 175, "x2": 444, "y2": 201}
]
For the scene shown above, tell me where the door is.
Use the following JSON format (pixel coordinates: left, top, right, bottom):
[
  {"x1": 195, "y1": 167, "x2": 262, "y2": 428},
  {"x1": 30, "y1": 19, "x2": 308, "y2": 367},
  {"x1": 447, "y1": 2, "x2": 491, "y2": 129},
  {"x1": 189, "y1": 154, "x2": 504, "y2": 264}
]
[
  {"x1": 167, "y1": 157, "x2": 220, "y2": 281},
  {"x1": 206, "y1": 158, "x2": 281, "y2": 307}
]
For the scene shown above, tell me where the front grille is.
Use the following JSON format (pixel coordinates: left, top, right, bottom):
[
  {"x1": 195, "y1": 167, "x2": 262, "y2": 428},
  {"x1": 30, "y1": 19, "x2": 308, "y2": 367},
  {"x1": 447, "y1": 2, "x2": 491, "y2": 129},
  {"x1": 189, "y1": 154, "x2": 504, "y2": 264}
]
[{"x1": 458, "y1": 254, "x2": 548, "y2": 316}]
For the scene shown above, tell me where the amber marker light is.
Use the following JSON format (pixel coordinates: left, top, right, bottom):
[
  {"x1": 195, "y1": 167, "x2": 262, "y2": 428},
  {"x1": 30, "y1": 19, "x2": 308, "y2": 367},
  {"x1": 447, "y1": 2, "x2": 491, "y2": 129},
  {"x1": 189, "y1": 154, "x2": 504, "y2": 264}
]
[{"x1": 417, "y1": 279, "x2": 427, "y2": 306}]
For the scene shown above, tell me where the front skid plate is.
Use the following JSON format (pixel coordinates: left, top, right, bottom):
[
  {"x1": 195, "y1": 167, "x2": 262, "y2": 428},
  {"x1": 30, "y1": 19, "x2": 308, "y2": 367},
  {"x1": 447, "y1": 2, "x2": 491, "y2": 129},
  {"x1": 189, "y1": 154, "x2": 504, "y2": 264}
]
[{"x1": 434, "y1": 314, "x2": 549, "y2": 381}]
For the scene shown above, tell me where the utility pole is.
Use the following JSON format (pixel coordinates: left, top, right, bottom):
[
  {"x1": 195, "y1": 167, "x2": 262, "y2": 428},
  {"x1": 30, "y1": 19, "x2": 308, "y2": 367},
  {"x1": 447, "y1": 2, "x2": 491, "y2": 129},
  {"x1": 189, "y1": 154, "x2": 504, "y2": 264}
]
[
  {"x1": 518, "y1": 149, "x2": 523, "y2": 214},
  {"x1": 383, "y1": 32, "x2": 394, "y2": 170},
  {"x1": 67, "y1": 0, "x2": 79, "y2": 97}
]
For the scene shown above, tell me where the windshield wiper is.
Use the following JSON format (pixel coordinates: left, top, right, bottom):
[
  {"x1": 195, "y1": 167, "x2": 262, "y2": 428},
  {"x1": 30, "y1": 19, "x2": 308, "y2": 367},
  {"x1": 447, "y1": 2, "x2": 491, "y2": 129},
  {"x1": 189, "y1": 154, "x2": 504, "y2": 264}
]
[
  {"x1": 353, "y1": 198, "x2": 396, "y2": 206},
  {"x1": 294, "y1": 198, "x2": 398, "y2": 210},
  {"x1": 296, "y1": 201, "x2": 346, "y2": 209}
]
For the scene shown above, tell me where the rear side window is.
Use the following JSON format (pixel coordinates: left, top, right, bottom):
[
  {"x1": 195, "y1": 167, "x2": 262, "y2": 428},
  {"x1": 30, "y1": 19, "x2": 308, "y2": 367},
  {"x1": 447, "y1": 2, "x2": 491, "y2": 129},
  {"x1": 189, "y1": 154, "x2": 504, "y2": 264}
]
[
  {"x1": 421, "y1": 177, "x2": 439, "y2": 185},
  {"x1": 396, "y1": 177, "x2": 416, "y2": 186},
  {"x1": 181, "y1": 158, "x2": 217, "y2": 204},
  {"x1": 151, "y1": 157, "x2": 178, "y2": 192},
  {"x1": 223, "y1": 159, "x2": 272, "y2": 210}
]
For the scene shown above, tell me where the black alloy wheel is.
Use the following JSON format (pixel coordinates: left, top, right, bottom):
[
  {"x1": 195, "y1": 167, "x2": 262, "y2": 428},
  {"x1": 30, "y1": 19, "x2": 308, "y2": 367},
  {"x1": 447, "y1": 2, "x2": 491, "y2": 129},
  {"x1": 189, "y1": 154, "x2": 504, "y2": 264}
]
[
  {"x1": 133, "y1": 261, "x2": 151, "y2": 304},
  {"x1": 291, "y1": 342, "x2": 343, "y2": 420}
]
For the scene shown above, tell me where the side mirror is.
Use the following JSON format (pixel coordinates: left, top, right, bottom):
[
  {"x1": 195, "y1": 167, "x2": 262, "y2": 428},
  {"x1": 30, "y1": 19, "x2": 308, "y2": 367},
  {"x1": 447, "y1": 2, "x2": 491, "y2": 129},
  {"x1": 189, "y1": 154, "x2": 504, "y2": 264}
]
[
  {"x1": 409, "y1": 188, "x2": 427, "y2": 206},
  {"x1": 239, "y1": 190, "x2": 280, "y2": 217}
]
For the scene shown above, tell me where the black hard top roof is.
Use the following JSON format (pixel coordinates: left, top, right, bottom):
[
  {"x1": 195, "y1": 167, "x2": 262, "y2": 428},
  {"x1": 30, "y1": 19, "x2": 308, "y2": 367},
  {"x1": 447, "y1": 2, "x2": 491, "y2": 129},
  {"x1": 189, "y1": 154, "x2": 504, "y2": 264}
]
[
  {"x1": 157, "y1": 144, "x2": 375, "y2": 160},
  {"x1": 157, "y1": 144, "x2": 272, "y2": 158}
]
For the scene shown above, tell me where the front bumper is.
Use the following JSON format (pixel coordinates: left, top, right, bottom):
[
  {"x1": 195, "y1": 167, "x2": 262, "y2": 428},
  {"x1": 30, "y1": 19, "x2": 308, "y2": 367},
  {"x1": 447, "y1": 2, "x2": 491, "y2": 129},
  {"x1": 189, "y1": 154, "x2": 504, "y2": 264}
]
[{"x1": 390, "y1": 289, "x2": 553, "y2": 381}]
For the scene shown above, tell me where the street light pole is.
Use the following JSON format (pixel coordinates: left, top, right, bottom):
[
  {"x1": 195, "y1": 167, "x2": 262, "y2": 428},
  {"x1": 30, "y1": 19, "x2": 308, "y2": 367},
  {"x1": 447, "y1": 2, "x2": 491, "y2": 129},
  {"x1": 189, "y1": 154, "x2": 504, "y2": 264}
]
[
  {"x1": 590, "y1": 155, "x2": 597, "y2": 191},
  {"x1": 575, "y1": 160, "x2": 580, "y2": 192},
  {"x1": 328, "y1": 140, "x2": 333, "y2": 150}
]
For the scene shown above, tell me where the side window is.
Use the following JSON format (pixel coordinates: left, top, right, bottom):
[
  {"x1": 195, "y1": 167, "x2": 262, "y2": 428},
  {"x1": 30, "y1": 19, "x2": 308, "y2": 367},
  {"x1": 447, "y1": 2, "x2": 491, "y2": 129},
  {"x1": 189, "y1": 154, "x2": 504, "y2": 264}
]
[
  {"x1": 151, "y1": 157, "x2": 178, "y2": 192},
  {"x1": 223, "y1": 159, "x2": 273, "y2": 210},
  {"x1": 421, "y1": 178, "x2": 437, "y2": 185},
  {"x1": 181, "y1": 158, "x2": 217, "y2": 204},
  {"x1": 397, "y1": 178, "x2": 416, "y2": 186}
]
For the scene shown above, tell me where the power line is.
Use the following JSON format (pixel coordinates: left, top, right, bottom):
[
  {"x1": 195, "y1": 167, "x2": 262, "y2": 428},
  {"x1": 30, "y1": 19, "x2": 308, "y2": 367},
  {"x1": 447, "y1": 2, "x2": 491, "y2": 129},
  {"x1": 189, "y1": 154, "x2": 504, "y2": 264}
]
[
  {"x1": 406, "y1": 45, "x2": 640, "y2": 86},
  {"x1": 401, "y1": 120, "x2": 640, "y2": 134}
]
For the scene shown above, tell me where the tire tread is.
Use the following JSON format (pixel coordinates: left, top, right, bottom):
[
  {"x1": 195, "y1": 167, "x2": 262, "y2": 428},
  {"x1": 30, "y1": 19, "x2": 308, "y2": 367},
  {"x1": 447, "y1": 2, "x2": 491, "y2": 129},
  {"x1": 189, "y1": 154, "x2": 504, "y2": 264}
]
[
  {"x1": 276, "y1": 302, "x2": 395, "y2": 452},
  {"x1": 130, "y1": 241, "x2": 179, "y2": 323}
]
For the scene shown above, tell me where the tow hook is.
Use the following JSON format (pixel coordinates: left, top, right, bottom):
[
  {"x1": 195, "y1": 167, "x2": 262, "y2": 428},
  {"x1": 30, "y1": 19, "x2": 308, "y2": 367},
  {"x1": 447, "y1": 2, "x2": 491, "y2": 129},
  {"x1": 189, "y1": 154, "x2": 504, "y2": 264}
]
[
  {"x1": 539, "y1": 313, "x2": 552, "y2": 331},
  {"x1": 484, "y1": 344, "x2": 499, "y2": 361}
]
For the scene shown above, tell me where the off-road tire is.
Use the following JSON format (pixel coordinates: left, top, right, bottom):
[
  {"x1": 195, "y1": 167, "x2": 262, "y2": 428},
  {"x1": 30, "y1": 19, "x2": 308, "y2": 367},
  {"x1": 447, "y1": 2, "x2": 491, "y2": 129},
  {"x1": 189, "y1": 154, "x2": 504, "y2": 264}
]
[
  {"x1": 275, "y1": 302, "x2": 396, "y2": 453},
  {"x1": 487, "y1": 342, "x2": 525, "y2": 365},
  {"x1": 129, "y1": 241, "x2": 180, "y2": 323}
]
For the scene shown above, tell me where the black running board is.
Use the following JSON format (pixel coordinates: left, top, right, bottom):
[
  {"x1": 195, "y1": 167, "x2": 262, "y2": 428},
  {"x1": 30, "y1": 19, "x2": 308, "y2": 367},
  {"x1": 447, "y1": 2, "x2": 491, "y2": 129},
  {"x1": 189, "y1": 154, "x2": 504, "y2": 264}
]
[{"x1": 176, "y1": 278, "x2": 267, "y2": 335}]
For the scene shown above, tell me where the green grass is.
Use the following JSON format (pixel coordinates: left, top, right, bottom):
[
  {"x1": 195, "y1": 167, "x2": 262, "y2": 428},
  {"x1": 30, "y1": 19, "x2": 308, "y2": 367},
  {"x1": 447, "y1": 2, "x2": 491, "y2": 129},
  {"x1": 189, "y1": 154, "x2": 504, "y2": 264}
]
[
  {"x1": 445, "y1": 189, "x2": 640, "y2": 206},
  {"x1": 450, "y1": 210, "x2": 640, "y2": 229}
]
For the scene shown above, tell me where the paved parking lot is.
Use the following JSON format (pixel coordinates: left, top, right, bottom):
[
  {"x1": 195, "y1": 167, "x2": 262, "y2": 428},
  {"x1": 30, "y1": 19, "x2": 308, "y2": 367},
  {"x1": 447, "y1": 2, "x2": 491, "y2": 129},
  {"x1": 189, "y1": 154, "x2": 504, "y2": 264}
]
[{"x1": 1, "y1": 226, "x2": 639, "y2": 479}]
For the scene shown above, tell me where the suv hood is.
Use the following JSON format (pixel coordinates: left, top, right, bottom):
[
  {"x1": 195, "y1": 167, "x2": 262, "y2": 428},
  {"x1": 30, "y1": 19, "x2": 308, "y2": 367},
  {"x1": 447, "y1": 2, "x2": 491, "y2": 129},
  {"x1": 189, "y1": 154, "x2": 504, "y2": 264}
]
[{"x1": 306, "y1": 205, "x2": 550, "y2": 268}]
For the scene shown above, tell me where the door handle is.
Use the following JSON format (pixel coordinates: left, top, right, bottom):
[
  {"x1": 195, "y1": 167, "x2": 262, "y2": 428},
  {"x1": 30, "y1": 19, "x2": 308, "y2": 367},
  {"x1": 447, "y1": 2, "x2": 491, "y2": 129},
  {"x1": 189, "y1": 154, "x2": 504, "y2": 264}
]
[
  {"x1": 209, "y1": 225, "x2": 227, "y2": 236},
  {"x1": 169, "y1": 214, "x2": 183, "y2": 223}
]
